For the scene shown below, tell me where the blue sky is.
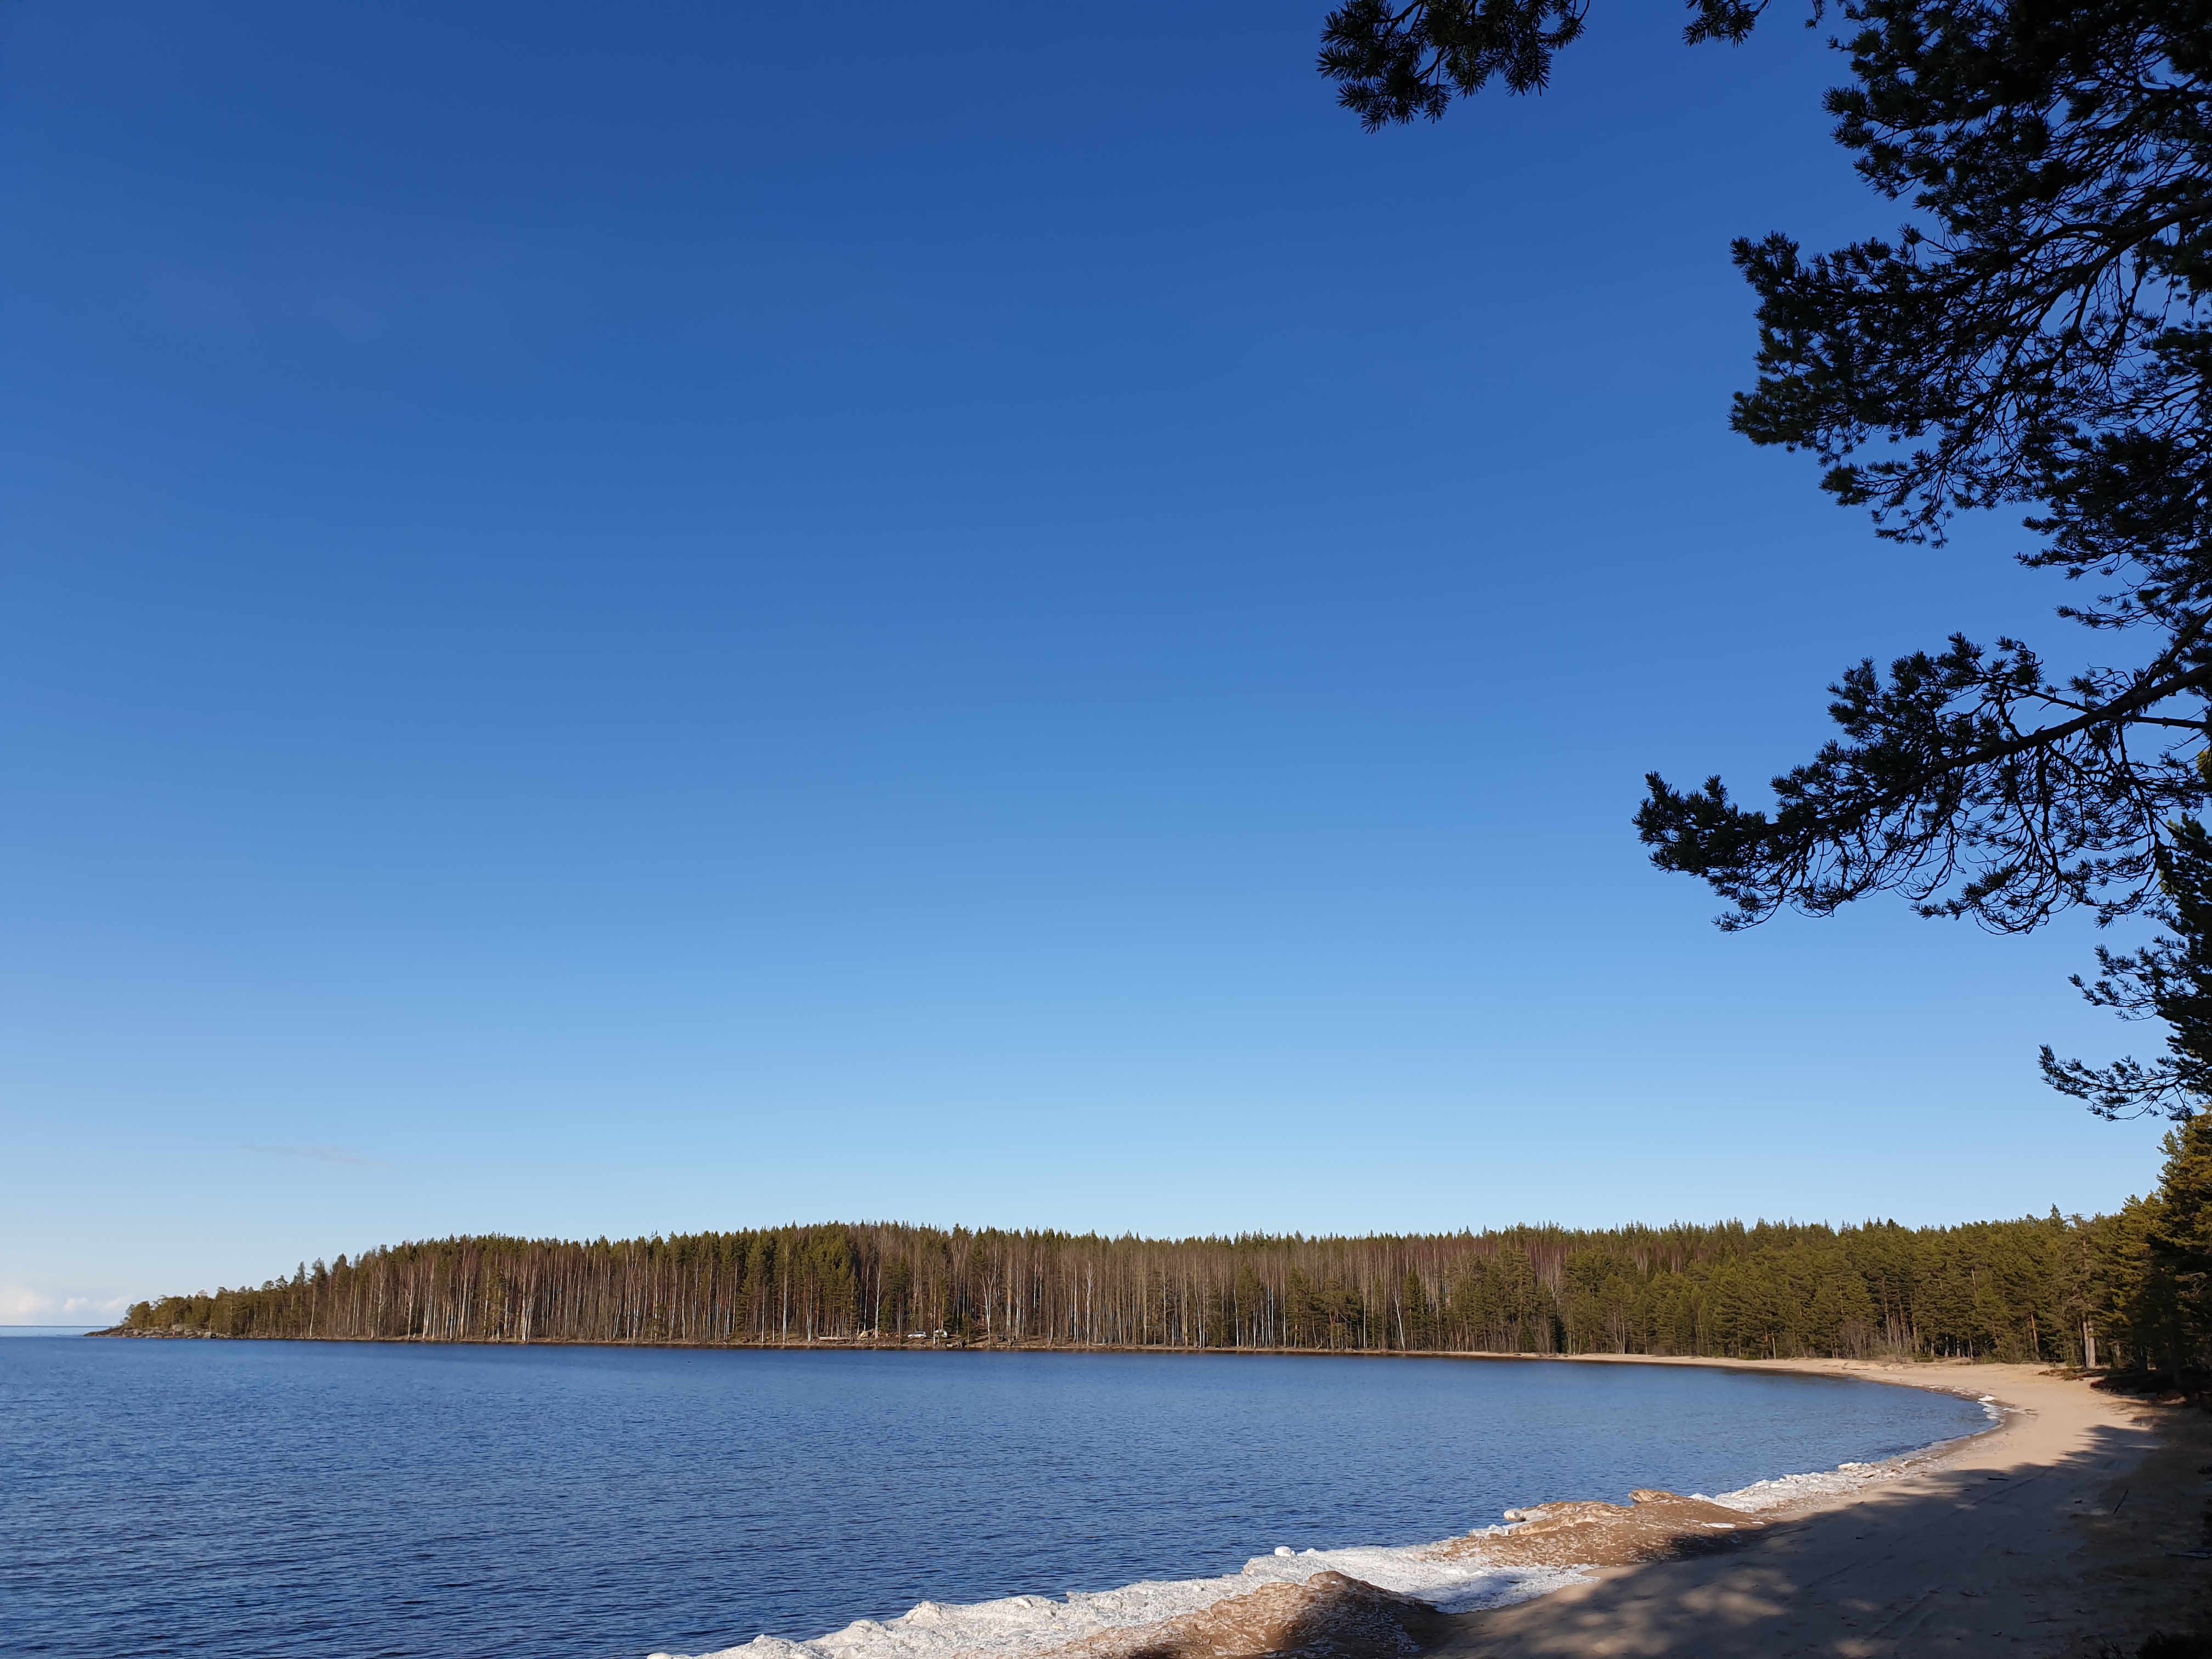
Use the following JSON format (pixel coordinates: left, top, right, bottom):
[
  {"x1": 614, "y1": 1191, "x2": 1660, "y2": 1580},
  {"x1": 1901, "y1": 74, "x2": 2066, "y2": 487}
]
[{"x1": 0, "y1": 2, "x2": 2173, "y2": 1318}]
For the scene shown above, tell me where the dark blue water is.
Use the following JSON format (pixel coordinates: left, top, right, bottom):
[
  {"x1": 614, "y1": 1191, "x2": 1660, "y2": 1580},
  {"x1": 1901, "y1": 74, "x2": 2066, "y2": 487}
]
[{"x1": 0, "y1": 1339, "x2": 1987, "y2": 1659}]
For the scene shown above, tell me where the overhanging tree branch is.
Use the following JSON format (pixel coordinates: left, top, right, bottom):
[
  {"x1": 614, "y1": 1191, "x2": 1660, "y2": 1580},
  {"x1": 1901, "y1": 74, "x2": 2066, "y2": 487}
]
[{"x1": 1321, "y1": 0, "x2": 2212, "y2": 1112}]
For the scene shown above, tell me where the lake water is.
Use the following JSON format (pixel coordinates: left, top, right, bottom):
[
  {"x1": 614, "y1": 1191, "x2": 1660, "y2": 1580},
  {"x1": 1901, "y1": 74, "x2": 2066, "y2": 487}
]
[{"x1": 0, "y1": 1339, "x2": 1989, "y2": 1659}]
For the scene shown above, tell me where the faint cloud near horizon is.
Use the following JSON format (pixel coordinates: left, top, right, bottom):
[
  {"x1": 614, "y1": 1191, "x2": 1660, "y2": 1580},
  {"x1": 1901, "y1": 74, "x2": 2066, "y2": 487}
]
[
  {"x1": 3, "y1": 1284, "x2": 129, "y2": 1321},
  {"x1": 245, "y1": 1143, "x2": 393, "y2": 1170}
]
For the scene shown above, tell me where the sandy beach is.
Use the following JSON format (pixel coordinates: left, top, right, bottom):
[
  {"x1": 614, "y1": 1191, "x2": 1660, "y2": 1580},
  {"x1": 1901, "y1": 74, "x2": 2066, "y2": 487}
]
[
  {"x1": 663, "y1": 1356, "x2": 2202, "y2": 1659},
  {"x1": 1066, "y1": 1353, "x2": 2194, "y2": 1659},
  {"x1": 991, "y1": 1357, "x2": 2205, "y2": 1659},
  {"x1": 1044, "y1": 1353, "x2": 2203, "y2": 1659},
  {"x1": 1414, "y1": 1357, "x2": 2201, "y2": 1659}
]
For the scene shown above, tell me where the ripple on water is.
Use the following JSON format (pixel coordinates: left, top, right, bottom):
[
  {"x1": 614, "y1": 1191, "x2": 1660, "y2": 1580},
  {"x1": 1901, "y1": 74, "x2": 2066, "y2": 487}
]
[{"x1": 0, "y1": 1342, "x2": 1991, "y2": 1659}]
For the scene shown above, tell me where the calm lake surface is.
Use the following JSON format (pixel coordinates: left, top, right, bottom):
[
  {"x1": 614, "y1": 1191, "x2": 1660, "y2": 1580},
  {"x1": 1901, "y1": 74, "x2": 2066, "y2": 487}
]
[{"x1": 1, "y1": 1339, "x2": 1988, "y2": 1659}]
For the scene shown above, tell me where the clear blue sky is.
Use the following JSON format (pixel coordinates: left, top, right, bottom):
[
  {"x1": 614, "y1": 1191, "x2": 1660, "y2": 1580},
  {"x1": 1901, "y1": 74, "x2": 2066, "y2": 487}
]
[{"x1": 0, "y1": 2, "x2": 2171, "y2": 1319}]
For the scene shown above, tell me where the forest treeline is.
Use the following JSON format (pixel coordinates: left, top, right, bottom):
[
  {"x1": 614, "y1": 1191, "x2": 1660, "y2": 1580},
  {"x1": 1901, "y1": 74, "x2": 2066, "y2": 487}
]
[{"x1": 116, "y1": 1124, "x2": 2212, "y2": 1375}]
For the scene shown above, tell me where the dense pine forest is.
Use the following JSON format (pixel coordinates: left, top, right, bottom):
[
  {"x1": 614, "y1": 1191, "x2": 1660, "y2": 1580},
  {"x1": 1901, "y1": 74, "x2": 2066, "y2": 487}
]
[
  {"x1": 115, "y1": 1118, "x2": 2212, "y2": 1375},
  {"x1": 120, "y1": 1217, "x2": 2068, "y2": 1357}
]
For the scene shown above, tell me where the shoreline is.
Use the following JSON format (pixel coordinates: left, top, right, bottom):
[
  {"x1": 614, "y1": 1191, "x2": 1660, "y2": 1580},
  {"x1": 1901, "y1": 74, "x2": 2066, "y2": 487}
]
[
  {"x1": 88, "y1": 1331, "x2": 2189, "y2": 1653},
  {"x1": 1428, "y1": 1357, "x2": 2191, "y2": 1659},
  {"x1": 655, "y1": 1356, "x2": 2039, "y2": 1659},
  {"x1": 79, "y1": 1323, "x2": 2072, "y2": 1383}
]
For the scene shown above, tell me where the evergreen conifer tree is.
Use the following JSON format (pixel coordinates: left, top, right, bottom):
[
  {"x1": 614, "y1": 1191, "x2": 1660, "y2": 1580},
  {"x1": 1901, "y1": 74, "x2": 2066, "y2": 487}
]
[{"x1": 1319, "y1": 1, "x2": 2212, "y2": 1069}]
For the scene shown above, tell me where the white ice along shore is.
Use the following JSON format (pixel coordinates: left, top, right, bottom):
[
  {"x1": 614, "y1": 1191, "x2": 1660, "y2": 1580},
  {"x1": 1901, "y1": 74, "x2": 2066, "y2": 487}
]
[
  {"x1": 1694, "y1": 1392, "x2": 2004, "y2": 1515},
  {"x1": 652, "y1": 1545, "x2": 1584, "y2": 1659},
  {"x1": 652, "y1": 1429, "x2": 2000, "y2": 1659}
]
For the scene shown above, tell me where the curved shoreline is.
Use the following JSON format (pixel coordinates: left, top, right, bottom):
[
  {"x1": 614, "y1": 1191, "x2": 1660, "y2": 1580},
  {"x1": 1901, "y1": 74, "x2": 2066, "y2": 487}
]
[
  {"x1": 1429, "y1": 1357, "x2": 2181, "y2": 1659},
  {"x1": 654, "y1": 1355, "x2": 2020, "y2": 1659},
  {"x1": 72, "y1": 1324, "x2": 2070, "y2": 1374}
]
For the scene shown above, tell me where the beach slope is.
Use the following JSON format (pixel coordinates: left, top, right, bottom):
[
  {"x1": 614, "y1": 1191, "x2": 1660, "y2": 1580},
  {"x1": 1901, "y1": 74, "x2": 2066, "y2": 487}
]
[{"x1": 1423, "y1": 1360, "x2": 2192, "y2": 1659}]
